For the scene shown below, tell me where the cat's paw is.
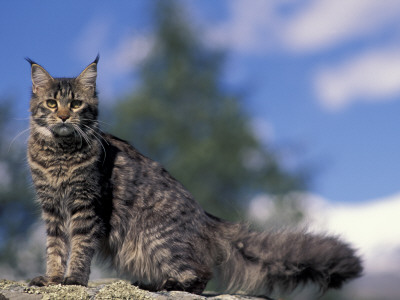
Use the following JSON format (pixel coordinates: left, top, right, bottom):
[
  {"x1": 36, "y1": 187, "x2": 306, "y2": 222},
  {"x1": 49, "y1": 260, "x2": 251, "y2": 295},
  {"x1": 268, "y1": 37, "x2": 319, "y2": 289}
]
[
  {"x1": 29, "y1": 275, "x2": 63, "y2": 286},
  {"x1": 63, "y1": 276, "x2": 87, "y2": 286},
  {"x1": 29, "y1": 275, "x2": 48, "y2": 287}
]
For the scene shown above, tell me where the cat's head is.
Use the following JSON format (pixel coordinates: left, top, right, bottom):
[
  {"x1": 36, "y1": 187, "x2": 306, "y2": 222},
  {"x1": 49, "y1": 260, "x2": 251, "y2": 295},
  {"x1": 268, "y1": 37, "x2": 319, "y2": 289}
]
[{"x1": 27, "y1": 56, "x2": 99, "y2": 140}]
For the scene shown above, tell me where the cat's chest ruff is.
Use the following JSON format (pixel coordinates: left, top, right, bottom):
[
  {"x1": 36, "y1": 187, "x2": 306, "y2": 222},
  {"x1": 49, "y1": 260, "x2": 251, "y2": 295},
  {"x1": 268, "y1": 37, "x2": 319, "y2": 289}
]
[
  {"x1": 29, "y1": 144, "x2": 98, "y2": 185},
  {"x1": 50, "y1": 155, "x2": 76, "y2": 181}
]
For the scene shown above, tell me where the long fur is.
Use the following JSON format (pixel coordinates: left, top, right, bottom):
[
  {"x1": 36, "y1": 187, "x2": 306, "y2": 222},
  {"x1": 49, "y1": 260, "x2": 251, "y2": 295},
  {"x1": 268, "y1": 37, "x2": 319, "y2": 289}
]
[
  {"x1": 212, "y1": 222, "x2": 362, "y2": 294},
  {"x1": 27, "y1": 57, "x2": 363, "y2": 296}
]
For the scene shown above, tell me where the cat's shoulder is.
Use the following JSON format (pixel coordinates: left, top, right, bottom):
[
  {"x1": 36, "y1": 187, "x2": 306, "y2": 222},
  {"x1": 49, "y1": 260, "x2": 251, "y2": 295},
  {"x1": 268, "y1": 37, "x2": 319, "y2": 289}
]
[
  {"x1": 101, "y1": 132, "x2": 131, "y2": 149},
  {"x1": 100, "y1": 132, "x2": 151, "y2": 164}
]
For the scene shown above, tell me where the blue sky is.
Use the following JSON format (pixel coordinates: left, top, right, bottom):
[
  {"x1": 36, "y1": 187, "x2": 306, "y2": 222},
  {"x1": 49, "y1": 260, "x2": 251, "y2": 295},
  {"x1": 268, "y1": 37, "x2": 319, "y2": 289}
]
[
  {"x1": 2, "y1": 0, "x2": 400, "y2": 205},
  {"x1": 1, "y1": 0, "x2": 400, "y2": 292}
]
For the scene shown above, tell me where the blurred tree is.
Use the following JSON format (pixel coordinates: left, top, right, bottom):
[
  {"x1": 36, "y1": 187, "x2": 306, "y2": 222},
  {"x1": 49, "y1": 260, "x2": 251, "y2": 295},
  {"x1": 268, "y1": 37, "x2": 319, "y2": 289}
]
[
  {"x1": 113, "y1": 0, "x2": 306, "y2": 222},
  {"x1": 0, "y1": 99, "x2": 37, "y2": 277}
]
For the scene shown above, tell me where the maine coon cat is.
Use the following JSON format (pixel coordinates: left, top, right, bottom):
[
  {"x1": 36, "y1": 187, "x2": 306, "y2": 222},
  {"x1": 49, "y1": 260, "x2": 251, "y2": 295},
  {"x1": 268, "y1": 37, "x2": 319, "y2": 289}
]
[{"x1": 27, "y1": 57, "x2": 362, "y2": 295}]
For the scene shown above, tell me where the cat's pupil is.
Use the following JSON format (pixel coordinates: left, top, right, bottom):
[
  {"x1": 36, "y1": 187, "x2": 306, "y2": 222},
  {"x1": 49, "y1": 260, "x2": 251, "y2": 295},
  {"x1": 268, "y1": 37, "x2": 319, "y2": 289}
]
[
  {"x1": 46, "y1": 99, "x2": 57, "y2": 109},
  {"x1": 70, "y1": 100, "x2": 82, "y2": 109}
]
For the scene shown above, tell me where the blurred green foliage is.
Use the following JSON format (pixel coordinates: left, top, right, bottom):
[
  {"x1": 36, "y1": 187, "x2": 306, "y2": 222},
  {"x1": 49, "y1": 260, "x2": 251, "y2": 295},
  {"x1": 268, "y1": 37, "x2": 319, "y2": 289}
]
[
  {"x1": 0, "y1": 100, "x2": 37, "y2": 277},
  {"x1": 112, "y1": 0, "x2": 305, "y2": 222}
]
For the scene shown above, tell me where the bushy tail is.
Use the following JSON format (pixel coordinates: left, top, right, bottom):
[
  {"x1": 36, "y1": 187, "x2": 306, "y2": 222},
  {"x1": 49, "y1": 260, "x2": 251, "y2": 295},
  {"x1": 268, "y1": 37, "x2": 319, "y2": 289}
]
[{"x1": 214, "y1": 224, "x2": 363, "y2": 296}]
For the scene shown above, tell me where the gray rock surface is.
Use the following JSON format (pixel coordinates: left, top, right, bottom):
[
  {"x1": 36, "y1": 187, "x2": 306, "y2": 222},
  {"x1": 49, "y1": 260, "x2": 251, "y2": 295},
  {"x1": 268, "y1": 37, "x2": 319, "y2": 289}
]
[{"x1": 0, "y1": 279, "x2": 269, "y2": 300}]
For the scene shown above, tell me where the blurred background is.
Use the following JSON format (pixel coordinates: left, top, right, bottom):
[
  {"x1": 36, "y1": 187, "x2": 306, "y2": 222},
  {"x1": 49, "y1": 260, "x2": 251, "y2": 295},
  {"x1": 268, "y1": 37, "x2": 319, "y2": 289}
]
[{"x1": 0, "y1": 0, "x2": 399, "y2": 299}]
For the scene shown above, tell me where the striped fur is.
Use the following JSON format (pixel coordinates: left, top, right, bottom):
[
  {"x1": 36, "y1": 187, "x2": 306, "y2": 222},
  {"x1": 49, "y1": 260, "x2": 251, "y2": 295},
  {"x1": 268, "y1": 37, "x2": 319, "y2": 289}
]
[{"x1": 27, "y1": 58, "x2": 362, "y2": 295}]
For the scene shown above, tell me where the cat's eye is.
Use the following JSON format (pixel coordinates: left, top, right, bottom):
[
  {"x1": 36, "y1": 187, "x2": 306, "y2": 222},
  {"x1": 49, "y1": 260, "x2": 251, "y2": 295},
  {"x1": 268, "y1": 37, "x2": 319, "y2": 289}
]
[
  {"x1": 46, "y1": 100, "x2": 57, "y2": 109},
  {"x1": 70, "y1": 100, "x2": 82, "y2": 109}
]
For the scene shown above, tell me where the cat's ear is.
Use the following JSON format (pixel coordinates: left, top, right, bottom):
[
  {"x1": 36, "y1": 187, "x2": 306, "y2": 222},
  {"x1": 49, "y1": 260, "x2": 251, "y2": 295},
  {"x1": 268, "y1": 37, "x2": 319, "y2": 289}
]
[
  {"x1": 76, "y1": 55, "x2": 99, "y2": 89},
  {"x1": 26, "y1": 58, "x2": 54, "y2": 94}
]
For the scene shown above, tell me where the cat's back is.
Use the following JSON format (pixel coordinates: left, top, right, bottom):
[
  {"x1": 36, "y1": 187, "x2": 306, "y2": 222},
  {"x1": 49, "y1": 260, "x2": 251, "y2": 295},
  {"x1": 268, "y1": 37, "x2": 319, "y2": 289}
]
[
  {"x1": 101, "y1": 132, "x2": 202, "y2": 212},
  {"x1": 101, "y1": 133, "x2": 149, "y2": 166}
]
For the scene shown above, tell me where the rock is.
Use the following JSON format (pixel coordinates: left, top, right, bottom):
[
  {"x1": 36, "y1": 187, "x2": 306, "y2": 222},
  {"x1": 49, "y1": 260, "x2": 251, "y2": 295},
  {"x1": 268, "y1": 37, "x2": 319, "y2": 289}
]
[{"x1": 0, "y1": 279, "x2": 270, "y2": 300}]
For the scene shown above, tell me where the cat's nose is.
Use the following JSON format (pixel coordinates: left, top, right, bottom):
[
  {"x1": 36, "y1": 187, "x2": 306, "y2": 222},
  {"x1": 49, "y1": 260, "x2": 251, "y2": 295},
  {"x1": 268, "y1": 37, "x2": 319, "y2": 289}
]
[{"x1": 58, "y1": 115, "x2": 70, "y2": 122}]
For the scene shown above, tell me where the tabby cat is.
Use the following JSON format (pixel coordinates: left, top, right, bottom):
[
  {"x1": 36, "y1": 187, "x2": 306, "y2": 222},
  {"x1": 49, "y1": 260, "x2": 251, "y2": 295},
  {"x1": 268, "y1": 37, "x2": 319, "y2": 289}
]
[{"x1": 27, "y1": 57, "x2": 362, "y2": 295}]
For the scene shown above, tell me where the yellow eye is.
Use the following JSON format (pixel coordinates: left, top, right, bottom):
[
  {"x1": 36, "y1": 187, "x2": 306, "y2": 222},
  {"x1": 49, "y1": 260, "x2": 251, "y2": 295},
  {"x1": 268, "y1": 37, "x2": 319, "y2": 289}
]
[
  {"x1": 70, "y1": 100, "x2": 82, "y2": 109},
  {"x1": 46, "y1": 100, "x2": 57, "y2": 109}
]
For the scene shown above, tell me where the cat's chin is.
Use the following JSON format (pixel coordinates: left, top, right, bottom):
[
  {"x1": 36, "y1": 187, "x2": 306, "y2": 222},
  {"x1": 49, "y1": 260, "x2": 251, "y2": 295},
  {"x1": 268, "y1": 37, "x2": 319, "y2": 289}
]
[{"x1": 52, "y1": 124, "x2": 74, "y2": 137}]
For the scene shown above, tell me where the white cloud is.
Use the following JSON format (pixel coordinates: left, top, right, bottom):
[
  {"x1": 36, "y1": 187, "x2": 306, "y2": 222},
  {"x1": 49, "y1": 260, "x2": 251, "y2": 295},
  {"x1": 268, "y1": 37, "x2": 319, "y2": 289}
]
[
  {"x1": 205, "y1": 0, "x2": 400, "y2": 54},
  {"x1": 73, "y1": 17, "x2": 154, "y2": 98},
  {"x1": 314, "y1": 47, "x2": 400, "y2": 110},
  {"x1": 302, "y1": 192, "x2": 400, "y2": 274},
  {"x1": 282, "y1": 0, "x2": 400, "y2": 53},
  {"x1": 73, "y1": 17, "x2": 112, "y2": 62},
  {"x1": 282, "y1": 1, "x2": 400, "y2": 110},
  {"x1": 319, "y1": 194, "x2": 400, "y2": 275},
  {"x1": 205, "y1": 0, "x2": 283, "y2": 54},
  {"x1": 202, "y1": 1, "x2": 400, "y2": 111},
  {"x1": 106, "y1": 35, "x2": 153, "y2": 75},
  {"x1": 99, "y1": 33, "x2": 153, "y2": 98},
  {"x1": 74, "y1": 17, "x2": 153, "y2": 74},
  {"x1": 248, "y1": 194, "x2": 276, "y2": 221},
  {"x1": 73, "y1": 3, "x2": 400, "y2": 108}
]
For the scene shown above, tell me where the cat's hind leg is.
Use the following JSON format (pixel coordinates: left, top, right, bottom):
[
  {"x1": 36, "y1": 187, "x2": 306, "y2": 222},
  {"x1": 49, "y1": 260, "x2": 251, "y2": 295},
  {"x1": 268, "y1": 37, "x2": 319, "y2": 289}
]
[
  {"x1": 163, "y1": 276, "x2": 209, "y2": 294},
  {"x1": 161, "y1": 265, "x2": 212, "y2": 294},
  {"x1": 133, "y1": 265, "x2": 211, "y2": 294}
]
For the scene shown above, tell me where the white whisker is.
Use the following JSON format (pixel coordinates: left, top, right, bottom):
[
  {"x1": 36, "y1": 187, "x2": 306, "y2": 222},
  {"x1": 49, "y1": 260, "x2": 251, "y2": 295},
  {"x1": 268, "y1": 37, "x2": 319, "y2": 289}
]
[
  {"x1": 80, "y1": 124, "x2": 107, "y2": 162},
  {"x1": 72, "y1": 125, "x2": 92, "y2": 149},
  {"x1": 72, "y1": 125, "x2": 84, "y2": 148},
  {"x1": 81, "y1": 118, "x2": 111, "y2": 127},
  {"x1": 81, "y1": 123, "x2": 109, "y2": 146},
  {"x1": 8, "y1": 128, "x2": 31, "y2": 153}
]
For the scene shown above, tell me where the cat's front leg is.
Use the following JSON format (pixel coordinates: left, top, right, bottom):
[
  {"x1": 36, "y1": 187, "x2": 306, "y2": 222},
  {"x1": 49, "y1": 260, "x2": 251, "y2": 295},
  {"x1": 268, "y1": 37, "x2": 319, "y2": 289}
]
[
  {"x1": 63, "y1": 194, "x2": 103, "y2": 286},
  {"x1": 29, "y1": 208, "x2": 69, "y2": 286}
]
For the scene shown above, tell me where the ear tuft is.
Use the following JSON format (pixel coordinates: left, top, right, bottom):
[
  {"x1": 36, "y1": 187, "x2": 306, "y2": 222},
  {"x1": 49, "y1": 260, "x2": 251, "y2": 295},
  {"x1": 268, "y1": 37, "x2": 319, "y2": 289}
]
[
  {"x1": 76, "y1": 56, "x2": 99, "y2": 88},
  {"x1": 25, "y1": 57, "x2": 37, "y2": 66},
  {"x1": 27, "y1": 58, "x2": 54, "y2": 93},
  {"x1": 93, "y1": 54, "x2": 100, "y2": 65}
]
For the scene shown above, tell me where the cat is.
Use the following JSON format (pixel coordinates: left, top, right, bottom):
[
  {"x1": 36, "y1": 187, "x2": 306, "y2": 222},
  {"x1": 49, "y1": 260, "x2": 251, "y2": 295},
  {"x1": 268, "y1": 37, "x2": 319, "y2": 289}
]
[{"x1": 26, "y1": 56, "x2": 362, "y2": 295}]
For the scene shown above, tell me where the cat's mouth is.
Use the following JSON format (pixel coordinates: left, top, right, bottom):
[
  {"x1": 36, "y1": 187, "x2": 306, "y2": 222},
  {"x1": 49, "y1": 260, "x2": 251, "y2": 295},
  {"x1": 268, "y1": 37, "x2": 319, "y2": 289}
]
[{"x1": 52, "y1": 123, "x2": 74, "y2": 137}]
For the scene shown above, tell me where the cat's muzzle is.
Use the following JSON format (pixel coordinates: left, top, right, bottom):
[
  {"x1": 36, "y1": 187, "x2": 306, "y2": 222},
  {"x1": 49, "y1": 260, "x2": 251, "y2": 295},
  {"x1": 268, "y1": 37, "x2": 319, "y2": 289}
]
[{"x1": 52, "y1": 123, "x2": 74, "y2": 136}]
